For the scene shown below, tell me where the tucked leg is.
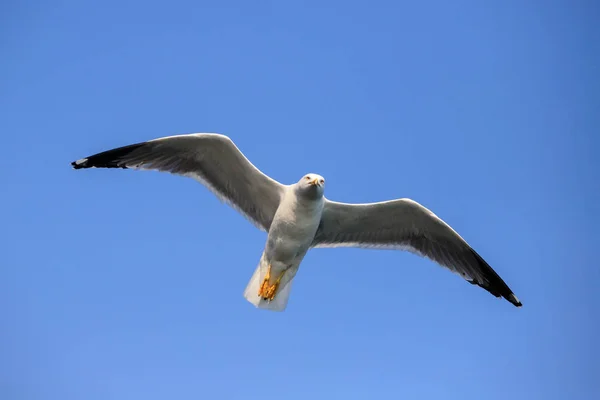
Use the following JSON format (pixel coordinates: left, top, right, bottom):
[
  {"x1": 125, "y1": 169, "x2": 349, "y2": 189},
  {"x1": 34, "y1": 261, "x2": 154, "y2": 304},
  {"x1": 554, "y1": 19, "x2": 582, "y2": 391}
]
[
  {"x1": 258, "y1": 264, "x2": 284, "y2": 301},
  {"x1": 258, "y1": 264, "x2": 272, "y2": 298}
]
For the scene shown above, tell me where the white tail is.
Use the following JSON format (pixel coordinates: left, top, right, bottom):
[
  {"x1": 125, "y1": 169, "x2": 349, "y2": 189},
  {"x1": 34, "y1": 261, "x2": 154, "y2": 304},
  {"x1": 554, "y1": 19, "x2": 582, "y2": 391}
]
[{"x1": 243, "y1": 254, "x2": 295, "y2": 312}]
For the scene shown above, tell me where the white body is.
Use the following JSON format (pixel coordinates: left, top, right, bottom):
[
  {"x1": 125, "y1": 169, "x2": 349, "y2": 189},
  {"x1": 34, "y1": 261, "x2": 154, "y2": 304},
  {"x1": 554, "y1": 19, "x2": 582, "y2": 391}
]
[{"x1": 243, "y1": 186, "x2": 324, "y2": 311}]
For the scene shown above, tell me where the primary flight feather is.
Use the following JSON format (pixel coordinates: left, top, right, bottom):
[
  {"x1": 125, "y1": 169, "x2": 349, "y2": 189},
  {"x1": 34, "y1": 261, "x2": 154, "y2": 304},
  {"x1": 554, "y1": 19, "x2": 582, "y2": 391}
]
[{"x1": 71, "y1": 133, "x2": 522, "y2": 311}]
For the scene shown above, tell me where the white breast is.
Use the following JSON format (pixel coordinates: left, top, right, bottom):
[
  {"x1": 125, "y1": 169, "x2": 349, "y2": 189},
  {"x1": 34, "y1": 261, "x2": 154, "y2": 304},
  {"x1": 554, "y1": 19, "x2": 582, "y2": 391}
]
[{"x1": 265, "y1": 187, "x2": 324, "y2": 263}]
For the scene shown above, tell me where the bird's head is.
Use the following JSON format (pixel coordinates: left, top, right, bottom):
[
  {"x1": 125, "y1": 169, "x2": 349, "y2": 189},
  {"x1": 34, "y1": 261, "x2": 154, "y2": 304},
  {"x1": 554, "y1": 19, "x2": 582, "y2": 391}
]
[{"x1": 296, "y1": 173, "x2": 325, "y2": 199}]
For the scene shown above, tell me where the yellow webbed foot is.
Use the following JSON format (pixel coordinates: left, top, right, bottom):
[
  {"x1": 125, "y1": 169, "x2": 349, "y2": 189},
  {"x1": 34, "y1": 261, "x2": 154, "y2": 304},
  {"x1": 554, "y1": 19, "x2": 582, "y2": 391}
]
[{"x1": 258, "y1": 264, "x2": 284, "y2": 301}]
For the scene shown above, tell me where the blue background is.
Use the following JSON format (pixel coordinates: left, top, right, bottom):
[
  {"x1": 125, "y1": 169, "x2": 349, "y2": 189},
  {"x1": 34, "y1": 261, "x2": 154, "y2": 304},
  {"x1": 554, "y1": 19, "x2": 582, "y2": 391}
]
[{"x1": 2, "y1": 1, "x2": 598, "y2": 399}]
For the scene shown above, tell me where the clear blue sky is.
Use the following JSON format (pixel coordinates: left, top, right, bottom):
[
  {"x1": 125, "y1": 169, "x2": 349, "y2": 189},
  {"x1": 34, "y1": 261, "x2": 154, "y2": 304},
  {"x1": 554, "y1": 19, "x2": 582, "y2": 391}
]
[{"x1": 2, "y1": 1, "x2": 598, "y2": 399}]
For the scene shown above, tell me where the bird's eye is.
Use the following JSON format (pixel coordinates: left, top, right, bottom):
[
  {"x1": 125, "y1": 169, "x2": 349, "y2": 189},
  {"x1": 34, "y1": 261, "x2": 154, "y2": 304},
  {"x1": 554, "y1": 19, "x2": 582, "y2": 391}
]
[
  {"x1": 305, "y1": 176, "x2": 311, "y2": 180},
  {"x1": 320, "y1": 179, "x2": 324, "y2": 184}
]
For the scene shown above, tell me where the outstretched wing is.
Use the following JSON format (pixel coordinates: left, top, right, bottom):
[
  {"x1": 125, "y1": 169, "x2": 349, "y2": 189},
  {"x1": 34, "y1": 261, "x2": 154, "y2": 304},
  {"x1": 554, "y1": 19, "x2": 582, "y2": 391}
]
[
  {"x1": 71, "y1": 133, "x2": 285, "y2": 231},
  {"x1": 312, "y1": 197, "x2": 522, "y2": 307}
]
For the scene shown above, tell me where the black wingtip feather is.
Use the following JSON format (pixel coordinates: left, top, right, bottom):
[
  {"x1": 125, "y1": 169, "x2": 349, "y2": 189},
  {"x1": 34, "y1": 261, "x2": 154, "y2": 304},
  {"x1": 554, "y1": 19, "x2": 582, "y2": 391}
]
[
  {"x1": 70, "y1": 142, "x2": 147, "y2": 170},
  {"x1": 469, "y1": 249, "x2": 523, "y2": 308},
  {"x1": 71, "y1": 160, "x2": 85, "y2": 169}
]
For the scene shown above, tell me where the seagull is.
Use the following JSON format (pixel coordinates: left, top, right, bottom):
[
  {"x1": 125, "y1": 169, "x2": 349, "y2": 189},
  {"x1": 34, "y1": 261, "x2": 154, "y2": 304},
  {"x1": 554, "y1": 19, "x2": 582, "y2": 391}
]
[{"x1": 71, "y1": 133, "x2": 522, "y2": 311}]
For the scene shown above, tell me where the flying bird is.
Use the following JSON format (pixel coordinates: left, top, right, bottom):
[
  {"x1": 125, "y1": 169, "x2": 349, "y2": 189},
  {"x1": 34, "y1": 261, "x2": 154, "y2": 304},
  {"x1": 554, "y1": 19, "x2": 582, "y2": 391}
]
[{"x1": 71, "y1": 133, "x2": 522, "y2": 311}]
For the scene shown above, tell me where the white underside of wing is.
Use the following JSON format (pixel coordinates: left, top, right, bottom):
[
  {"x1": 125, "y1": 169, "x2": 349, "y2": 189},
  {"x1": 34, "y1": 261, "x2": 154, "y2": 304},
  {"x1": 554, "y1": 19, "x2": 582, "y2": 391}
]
[
  {"x1": 182, "y1": 171, "x2": 269, "y2": 232},
  {"x1": 106, "y1": 160, "x2": 270, "y2": 232},
  {"x1": 86, "y1": 134, "x2": 284, "y2": 232},
  {"x1": 312, "y1": 241, "x2": 424, "y2": 254},
  {"x1": 312, "y1": 240, "x2": 474, "y2": 281},
  {"x1": 150, "y1": 133, "x2": 285, "y2": 189}
]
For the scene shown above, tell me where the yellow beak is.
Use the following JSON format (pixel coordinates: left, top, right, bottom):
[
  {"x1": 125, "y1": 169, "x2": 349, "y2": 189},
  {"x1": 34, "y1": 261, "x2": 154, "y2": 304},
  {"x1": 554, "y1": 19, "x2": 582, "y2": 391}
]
[{"x1": 312, "y1": 178, "x2": 320, "y2": 186}]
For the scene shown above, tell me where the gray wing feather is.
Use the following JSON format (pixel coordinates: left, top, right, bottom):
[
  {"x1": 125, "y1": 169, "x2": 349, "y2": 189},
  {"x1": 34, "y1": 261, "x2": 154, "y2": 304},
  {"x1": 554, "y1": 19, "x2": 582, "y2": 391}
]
[
  {"x1": 71, "y1": 133, "x2": 285, "y2": 231},
  {"x1": 312, "y1": 198, "x2": 522, "y2": 307}
]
